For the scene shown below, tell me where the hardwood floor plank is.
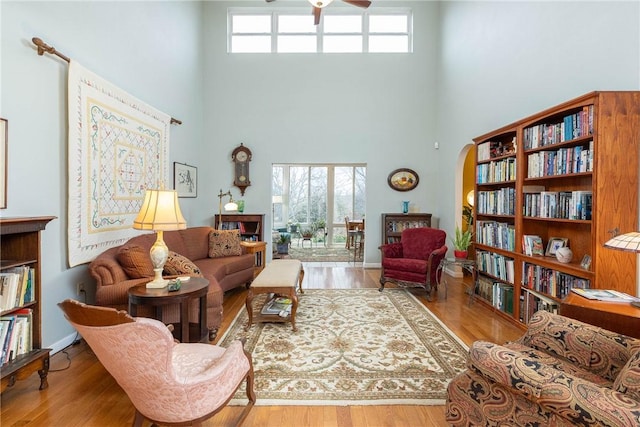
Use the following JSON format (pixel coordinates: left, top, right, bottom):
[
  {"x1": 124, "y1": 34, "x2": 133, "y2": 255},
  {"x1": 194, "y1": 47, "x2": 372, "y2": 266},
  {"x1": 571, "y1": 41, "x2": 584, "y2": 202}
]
[{"x1": 0, "y1": 267, "x2": 524, "y2": 426}]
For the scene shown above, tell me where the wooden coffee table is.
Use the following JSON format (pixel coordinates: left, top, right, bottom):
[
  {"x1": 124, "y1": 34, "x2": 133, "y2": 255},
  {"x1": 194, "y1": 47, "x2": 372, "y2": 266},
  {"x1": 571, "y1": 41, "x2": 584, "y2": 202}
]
[
  {"x1": 128, "y1": 277, "x2": 209, "y2": 343},
  {"x1": 245, "y1": 260, "x2": 304, "y2": 331}
]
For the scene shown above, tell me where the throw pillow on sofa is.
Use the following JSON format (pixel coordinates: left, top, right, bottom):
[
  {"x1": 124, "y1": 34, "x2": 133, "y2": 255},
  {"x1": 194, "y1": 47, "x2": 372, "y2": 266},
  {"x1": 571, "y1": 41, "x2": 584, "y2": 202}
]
[
  {"x1": 163, "y1": 251, "x2": 202, "y2": 276},
  {"x1": 117, "y1": 245, "x2": 154, "y2": 278},
  {"x1": 613, "y1": 348, "x2": 640, "y2": 401},
  {"x1": 208, "y1": 229, "x2": 242, "y2": 257}
]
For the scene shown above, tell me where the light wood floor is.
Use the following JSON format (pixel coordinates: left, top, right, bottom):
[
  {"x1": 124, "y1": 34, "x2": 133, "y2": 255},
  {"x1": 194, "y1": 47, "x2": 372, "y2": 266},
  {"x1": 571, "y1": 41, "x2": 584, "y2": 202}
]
[{"x1": 0, "y1": 266, "x2": 525, "y2": 427}]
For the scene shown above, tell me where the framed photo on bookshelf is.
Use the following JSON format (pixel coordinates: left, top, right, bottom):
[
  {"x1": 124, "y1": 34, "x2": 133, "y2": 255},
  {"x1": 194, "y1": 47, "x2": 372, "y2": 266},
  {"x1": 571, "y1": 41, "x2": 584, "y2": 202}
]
[
  {"x1": 173, "y1": 162, "x2": 197, "y2": 198},
  {"x1": 545, "y1": 237, "x2": 568, "y2": 256},
  {"x1": 580, "y1": 254, "x2": 592, "y2": 270},
  {"x1": 0, "y1": 118, "x2": 6, "y2": 209}
]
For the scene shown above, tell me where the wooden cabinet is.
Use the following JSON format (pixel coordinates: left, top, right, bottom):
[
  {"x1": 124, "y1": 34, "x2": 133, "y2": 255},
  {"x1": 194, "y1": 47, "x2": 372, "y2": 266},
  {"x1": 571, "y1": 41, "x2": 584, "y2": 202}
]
[
  {"x1": 473, "y1": 91, "x2": 640, "y2": 325},
  {"x1": 214, "y1": 214, "x2": 264, "y2": 242},
  {"x1": 0, "y1": 216, "x2": 55, "y2": 393},
  {"x1": 381, "y1": 213, "x2": 432, "y2": 244}
]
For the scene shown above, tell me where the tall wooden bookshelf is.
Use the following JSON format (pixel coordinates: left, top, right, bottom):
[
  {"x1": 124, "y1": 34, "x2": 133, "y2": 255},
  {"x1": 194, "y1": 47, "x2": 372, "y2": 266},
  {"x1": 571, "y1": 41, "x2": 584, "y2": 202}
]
[
  {"x1": 0, "y1": 216, "x2": 55, "y2": 393},
  {"x1": 214, "y1": 214, "x2": 264, "y2": 242},
  {"x1": 473, "y1": 92, "x2": 640, "y2": 325}
]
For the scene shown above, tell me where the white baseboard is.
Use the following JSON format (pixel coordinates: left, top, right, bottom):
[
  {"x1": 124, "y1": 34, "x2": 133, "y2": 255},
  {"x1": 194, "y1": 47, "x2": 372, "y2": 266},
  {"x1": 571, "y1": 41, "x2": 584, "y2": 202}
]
[
  {"x1": 445, "y1": 265, "x2": 463, "y2": 278},
  {"x1": 49, "y1": 332, "x2": 80, "y2": 355}
]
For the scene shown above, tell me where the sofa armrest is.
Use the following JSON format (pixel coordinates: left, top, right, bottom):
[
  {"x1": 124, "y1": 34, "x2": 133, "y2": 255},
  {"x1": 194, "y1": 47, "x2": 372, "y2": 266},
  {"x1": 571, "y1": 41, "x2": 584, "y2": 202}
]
[
  {"x1": 469, "y1": 341, "x2": 640, "y2": 426},
  {"x1": 95, "y1": 277, "x2": 151, "y2": 307},
  {"x1": 379, "y1": 242, "x2": 403, "y2": 259}
]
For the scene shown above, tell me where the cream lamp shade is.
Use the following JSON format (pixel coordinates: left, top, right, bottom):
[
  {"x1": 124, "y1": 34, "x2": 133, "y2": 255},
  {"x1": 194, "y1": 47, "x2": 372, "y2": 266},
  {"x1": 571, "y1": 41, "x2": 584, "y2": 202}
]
[
  {"x1": 466, "y1": 190, "x2": 475, "y2": 207},
  {"x1": 604, "y1": 231, "x2": 640, "y2": 252},
  {"x1": 217, "y1": 189, "x2": 238, "y2": 230},
  {"x1": 133, "y1": 189, "x2": 187, "y2": 288}
]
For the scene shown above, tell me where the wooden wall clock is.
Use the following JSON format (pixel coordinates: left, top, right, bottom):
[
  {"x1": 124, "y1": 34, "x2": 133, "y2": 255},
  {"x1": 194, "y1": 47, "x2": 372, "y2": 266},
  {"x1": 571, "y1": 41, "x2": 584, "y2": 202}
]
[{"x1": 232, "y1": 143, "x2": 252, "y2": 195}]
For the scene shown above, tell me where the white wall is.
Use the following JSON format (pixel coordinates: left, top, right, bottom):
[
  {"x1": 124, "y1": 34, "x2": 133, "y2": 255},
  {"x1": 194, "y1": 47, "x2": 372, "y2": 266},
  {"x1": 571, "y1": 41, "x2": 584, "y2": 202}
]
[
  {"x1": 435, "y1": 0, "x2": 640, "y2": 235},
  {"x1": 202, "y1": 1, "x2": 441, "y2": 263},
  {"x1": 1, "y1": 1, "x2": 205, "y2": 349}
]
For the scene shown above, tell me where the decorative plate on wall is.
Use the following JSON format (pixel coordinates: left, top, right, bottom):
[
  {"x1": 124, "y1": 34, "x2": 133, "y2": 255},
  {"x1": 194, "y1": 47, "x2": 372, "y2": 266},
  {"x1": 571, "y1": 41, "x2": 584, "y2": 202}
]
[{"x1": 388, "y1": 168, "x2": 419, "y2": 192}]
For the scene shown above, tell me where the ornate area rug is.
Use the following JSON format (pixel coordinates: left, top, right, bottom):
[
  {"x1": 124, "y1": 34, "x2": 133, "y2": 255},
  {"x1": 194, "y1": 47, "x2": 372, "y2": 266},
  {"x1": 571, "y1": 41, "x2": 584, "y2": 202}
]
[
  {"x1": 218, "y1": 289, "x2": 468, "y2": 406},
  {"x1": 287, "y1": 246, "x2": 355, "y2": 263}
]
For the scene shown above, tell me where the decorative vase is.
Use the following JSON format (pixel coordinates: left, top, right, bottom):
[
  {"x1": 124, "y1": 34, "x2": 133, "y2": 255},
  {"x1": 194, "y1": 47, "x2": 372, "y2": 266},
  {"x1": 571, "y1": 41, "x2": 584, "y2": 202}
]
[
  {"x1": 556, "y1": 247, "x2": 573, "y2": 263},
  {"x1": 402, "y1": 201, "x2": 410, "y2": 214},
  {"x1": 454, "y1": 249, "x2": 468, "y2": 260},
  {"x1": 277, "y1": 244, "x2": 289, "y2": 255},
  {"x1": 237, "y1": 200, "x2": 245, "y2": 213}
]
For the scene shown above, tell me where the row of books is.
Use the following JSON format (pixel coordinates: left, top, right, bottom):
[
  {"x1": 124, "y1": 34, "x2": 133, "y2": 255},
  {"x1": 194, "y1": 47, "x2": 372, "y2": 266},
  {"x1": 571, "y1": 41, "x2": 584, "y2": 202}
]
[
  {"x1": 476, "y1": 158, "x2": 516, "y2": 184},
  {"x1": 386, "y1": 220, "x2": 430, "y2": 233},
  {"x1": 477, "y1": 137, "x2": 517, "y2": 162},
  {"x1": 475, "y1": 221, "x2": 516, "y2": 251},
  {"x1": 476, "y1": 277, "x2": 514, "y2": 315},
  {"x1": 475, "y1": 250, "x2": 515, "y2": 283},
  {"x1": 523, "y1": 105, "x2": 594, "y2": 149},
  {"x1": 522, "y1": 190, "x2": 592, "y2": 220},
  {"x1": 526, "y1": 141, "x2": 594, "y2": 178},
  {"x1": 1, "y1": 309, "x2": 33, "y2": 365},
  {"x1": 1, "y1": 266, "x2": 35, "y2": 311},
  {"x1": 476, "y1": 188, "x2": 516, "y2": 216},
  {"x1": 522, "y1": 262, "x2": 590, "y2": 299},
  {"x1": 220, "y1": 221, "x2": 260, "y2": 234},
  {"x1": 519, "y1": 288, "x2": 559, "y2": 324}
]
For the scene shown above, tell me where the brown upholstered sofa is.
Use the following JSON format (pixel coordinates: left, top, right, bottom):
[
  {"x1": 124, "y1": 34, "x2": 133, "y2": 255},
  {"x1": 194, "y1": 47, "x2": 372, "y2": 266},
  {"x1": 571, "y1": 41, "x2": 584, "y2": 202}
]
[
  {"x1": 88, "y1": 226, "x2": 255, "y2": 340},
  {"x1": 446, "y1": 310, "x2": 640, "y2": 426}
]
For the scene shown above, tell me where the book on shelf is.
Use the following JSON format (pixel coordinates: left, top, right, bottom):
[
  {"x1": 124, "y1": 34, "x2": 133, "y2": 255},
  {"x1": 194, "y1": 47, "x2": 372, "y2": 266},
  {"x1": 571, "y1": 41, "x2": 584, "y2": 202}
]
[
  {"x1": 261, "y1": 296, "x2": 292, "y2": 315},
  {"x1": 570, "y1": 288, "x2": 640, "y2": 302}
]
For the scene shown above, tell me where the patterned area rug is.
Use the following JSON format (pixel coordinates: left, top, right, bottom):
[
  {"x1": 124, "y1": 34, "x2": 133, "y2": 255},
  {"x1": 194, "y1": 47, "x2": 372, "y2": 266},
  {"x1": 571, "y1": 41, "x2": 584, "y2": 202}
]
[
  {"x1": 219, "y1": 289, "x2": 468, "y2": 406},
  {"x1": 287, "y1": 246, "x2": 356, "y2": 263}
]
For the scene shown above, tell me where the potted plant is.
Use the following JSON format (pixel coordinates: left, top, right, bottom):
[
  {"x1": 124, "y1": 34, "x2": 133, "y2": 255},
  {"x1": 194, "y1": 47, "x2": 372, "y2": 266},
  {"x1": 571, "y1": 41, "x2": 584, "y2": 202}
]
[
  {"x1": 451, "y1": 225, "x2": 473, "y2": 259},
  {"x1": 276, "y1": 233, "x2": 291, "y2": 255}
]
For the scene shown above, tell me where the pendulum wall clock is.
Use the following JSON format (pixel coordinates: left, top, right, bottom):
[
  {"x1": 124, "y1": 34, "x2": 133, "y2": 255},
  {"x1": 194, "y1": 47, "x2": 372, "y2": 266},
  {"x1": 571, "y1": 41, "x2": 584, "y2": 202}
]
[{"x1": 232, "y1": 143, "x2": 252, "y2": 196}]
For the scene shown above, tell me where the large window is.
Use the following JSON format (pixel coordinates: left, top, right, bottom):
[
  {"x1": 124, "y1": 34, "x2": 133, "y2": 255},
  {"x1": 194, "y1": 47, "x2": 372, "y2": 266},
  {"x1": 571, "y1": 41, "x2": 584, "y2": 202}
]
[
  {"x1": 272, "y1": 164, "x2": 366, "y2": 246},
  {"x1": 229, "y1": 8, "x2": 412, "y2": 53}
]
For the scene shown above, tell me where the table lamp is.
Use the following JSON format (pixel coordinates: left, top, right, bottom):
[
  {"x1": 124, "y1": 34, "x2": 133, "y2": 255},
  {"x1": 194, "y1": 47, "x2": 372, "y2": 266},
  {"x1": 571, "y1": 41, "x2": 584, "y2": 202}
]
[
  {"x1": 133, "y1": 189, "x2": 187, "y2": 288},
  {"x1": 218, "y1": 189, "x2": 238, "y2": 229},
  {"x1": 604, "y1": 231, "x2": 640, "y2": 252}
]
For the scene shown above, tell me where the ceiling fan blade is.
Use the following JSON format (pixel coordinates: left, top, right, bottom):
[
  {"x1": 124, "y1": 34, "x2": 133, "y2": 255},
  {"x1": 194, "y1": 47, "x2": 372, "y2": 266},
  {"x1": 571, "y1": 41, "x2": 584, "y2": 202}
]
[
  {"x1": 342, "y1": 0, "x2": 371, "y2": 8},
  {"x1": 313, "y1": 6, "x2": 322, "y2": 25}
]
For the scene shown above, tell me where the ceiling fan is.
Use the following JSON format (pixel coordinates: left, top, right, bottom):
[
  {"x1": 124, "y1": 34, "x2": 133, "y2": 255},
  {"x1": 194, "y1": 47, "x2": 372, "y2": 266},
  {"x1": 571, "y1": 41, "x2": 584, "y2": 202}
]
[{"x1": 266, "y1": 0, "x2": 372, "y2": 25}]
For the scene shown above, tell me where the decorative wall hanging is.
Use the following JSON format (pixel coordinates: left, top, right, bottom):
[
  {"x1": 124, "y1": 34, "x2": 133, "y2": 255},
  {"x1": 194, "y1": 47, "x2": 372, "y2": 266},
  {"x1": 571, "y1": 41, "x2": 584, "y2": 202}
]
[
  {"x1": 388, "y1": 168, "x2": 419, "y2": 192},
  {"x1": 67, "y1": 60, "x2": 171, "y2": 267},
  {"x1": 174, "y1": 162, "x2": 197, "y2": 198},
  {"x1": 0, "y1": 118, "x2": 6, "y2": 209},
  {"x1": 232, "y1": 143, "x2": 252, "y2": 196}
]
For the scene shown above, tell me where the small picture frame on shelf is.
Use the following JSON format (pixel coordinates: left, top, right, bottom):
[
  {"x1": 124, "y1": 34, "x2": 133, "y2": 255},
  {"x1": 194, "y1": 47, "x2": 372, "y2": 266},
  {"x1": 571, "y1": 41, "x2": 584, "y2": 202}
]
[
  {"x1": 545, "y1": 237, "x2": 568, "y2": 256},
  {"x1": 174, "y1": 162, "x2": 197, "y2": 198},
  {"x1": 580, "y1": 254, "x2": 592, "y2": 270}
]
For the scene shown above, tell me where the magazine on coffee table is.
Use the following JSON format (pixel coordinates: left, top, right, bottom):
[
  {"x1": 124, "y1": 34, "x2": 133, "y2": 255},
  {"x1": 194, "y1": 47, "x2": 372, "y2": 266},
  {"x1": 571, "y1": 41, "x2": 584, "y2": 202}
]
[
  {"x1": 261, "y1": 296, "x2": 292, "y2": 315},
  {"x1": 571, "y1": 288, "x2": 640, "y2": 302}
]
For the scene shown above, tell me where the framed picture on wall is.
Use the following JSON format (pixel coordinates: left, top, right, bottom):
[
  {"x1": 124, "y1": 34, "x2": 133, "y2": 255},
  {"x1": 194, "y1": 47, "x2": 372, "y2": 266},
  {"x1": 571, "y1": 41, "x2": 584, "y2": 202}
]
[
  {"x1": 387, "y1": 168, "x2": 419, "y2": 192},
  {"x1": 0, "y1": 118, "x2": 7, "y2": 209},
  {"x1": 174, "y1": 162, "x2": 197, "y2": 198}
]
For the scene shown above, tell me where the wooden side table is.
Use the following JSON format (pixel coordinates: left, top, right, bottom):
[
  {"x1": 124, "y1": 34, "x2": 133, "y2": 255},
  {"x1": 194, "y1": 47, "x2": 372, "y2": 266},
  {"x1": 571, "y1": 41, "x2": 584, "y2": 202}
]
[
  {"x1": 241, "y1": 241, "x2": 266, "y2": 277},
  {"x1": 560, "y1": 292, "x2": 640, "y2": 338},
  {"x1": 128, "y1": 277, "x2": 209, "y2": 343}
]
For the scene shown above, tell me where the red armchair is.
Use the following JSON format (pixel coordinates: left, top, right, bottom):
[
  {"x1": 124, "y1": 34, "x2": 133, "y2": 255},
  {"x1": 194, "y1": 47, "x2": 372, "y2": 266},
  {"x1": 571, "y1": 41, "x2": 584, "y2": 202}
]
[{"x1": 379, "y1": 227, "x2": 448, "y2": 300}]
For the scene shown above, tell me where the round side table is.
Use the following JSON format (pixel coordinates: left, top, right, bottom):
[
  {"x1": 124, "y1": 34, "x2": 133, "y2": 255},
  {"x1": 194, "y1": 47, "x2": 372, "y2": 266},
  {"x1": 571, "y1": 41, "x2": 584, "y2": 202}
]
[{"x1": 128, "y1": 277, "x2": 209, "y2": 343}]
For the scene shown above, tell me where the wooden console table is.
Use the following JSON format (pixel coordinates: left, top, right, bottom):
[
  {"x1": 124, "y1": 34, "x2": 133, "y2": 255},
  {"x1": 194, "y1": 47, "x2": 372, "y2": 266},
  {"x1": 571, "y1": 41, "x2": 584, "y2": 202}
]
[{"x1": 560, "y1": 292, "x2": 640, "y2": 338}]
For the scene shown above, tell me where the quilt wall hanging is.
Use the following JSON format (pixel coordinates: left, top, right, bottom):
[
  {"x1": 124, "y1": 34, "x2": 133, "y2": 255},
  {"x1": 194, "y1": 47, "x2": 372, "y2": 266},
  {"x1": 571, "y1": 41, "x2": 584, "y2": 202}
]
[{"x1": 67, "y1": 60, "x2": 171, "y2": 267}]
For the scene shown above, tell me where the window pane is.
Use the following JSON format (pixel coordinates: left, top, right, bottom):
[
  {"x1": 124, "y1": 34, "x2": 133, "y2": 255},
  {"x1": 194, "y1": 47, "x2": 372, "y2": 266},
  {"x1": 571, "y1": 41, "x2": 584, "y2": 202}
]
[
  {"x1": 334, "y1": 167, "x2": 354, "y2": 222},
  {"x1": 369, "y1": 15, "x2": 407, "y2": 33},
  {"x1": 277, "y1": 35, "x2": 317, "y2": 53},
  {"x1": 323, "y1": 35, "x2": 362, "y2": 53},
  {"x1": 232, "y1": 15, "x2": 271, "y2": 33},
  {"x1": 272, "y1": 166, "x2": 285, "y2": 228},
  {"x1": 309, "y1": 167, "x2": 327, "y2": 225},
  {"x1": 369, "y1": 35, "x2": 409, "y2": 53},
  {"x1": 279, "y1": 15, "x2": 316, "y2": 33},
  {"x1": 324, "y1": 15, "x2": 362, "y2": 33},
  {"x1": 231, "y1": 35, "x2": 271, "y2": 53},
  {"x1": 289, "y1": 167, "x2": 309, "y2": 224}
]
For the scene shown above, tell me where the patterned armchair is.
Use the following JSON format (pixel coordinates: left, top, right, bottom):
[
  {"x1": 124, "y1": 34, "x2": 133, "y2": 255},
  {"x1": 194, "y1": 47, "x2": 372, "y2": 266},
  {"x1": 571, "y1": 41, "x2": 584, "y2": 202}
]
[
  {"x1": 59, "y1": 299, "x2": 255, "y2": 427},
  {"x1": 378, "y1": 227, "x2": 447, "y2": 299},
  {"x1": 446, "y1": 310, "x2": 640, "y2": 426}
]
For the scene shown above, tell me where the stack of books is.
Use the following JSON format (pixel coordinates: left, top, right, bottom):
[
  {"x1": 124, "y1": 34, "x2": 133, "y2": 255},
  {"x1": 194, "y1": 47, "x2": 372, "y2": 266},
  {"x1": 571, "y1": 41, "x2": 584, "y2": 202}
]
[{"x1": 261, "y1": 295, "x2": 292, "y2": 316}]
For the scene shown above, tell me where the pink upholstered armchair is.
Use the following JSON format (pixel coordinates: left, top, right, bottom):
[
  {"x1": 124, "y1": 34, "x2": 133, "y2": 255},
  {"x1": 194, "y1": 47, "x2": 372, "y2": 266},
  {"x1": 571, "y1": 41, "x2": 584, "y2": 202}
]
[
  {"x1": 379, "y1": 227, "x2": 448, "y2": 299},
  {"x1": 58, "y1": 299, "x2": 255, "y2": 427}
]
